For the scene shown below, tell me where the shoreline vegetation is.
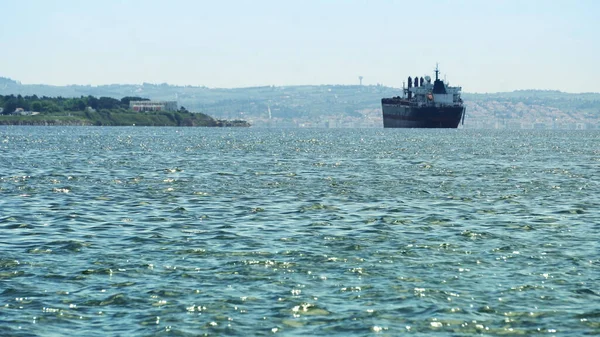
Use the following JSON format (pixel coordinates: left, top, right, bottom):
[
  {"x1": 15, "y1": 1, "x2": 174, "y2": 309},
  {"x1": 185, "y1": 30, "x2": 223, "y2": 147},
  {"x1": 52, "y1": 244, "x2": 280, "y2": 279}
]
[{"x1": 0, "y1": 94, "x2": 250, "y2": 127}]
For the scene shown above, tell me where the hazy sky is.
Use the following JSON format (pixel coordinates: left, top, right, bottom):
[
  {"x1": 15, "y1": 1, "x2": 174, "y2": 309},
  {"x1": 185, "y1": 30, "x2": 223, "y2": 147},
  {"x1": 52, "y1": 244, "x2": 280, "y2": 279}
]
[{"x1": 1, "y1": 0, "x2": 598, "y2": 93}]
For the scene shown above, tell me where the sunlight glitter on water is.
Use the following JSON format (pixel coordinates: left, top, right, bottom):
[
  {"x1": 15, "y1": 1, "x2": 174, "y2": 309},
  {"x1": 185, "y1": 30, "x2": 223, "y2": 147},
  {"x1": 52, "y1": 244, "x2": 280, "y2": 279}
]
[{"x1": 1, "y1": 127, "x2": 599, "y2": 335}]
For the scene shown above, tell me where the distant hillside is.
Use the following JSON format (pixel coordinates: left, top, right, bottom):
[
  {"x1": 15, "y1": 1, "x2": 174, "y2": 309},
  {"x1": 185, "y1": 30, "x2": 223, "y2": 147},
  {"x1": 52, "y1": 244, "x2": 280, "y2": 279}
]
[
  {"x1": 1, "y1": 77, "x2": 599, "y2": 129},
  {"x1": 462, "y1": 90, "x2": 600, "y2": 129}
]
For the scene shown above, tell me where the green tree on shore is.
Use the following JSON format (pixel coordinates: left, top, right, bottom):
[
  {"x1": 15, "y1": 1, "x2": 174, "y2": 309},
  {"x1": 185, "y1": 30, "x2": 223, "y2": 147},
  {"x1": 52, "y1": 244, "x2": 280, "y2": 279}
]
[{"x1": 0, "y1": 93, "x2": 249, "y2": 127}]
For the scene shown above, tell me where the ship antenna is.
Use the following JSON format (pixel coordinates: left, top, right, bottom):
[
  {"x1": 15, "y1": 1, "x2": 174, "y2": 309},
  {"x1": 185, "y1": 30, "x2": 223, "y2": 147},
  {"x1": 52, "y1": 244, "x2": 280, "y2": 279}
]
[{"x1": 435, "y1": 63, "x2": 439, "y2": 81}]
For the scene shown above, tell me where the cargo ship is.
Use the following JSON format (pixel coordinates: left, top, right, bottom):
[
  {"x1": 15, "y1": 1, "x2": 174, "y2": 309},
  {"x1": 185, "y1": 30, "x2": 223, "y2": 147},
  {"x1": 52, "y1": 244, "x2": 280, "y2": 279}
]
[{"x1": 381, "y1": 65, "x2": 465, "y2": 128}]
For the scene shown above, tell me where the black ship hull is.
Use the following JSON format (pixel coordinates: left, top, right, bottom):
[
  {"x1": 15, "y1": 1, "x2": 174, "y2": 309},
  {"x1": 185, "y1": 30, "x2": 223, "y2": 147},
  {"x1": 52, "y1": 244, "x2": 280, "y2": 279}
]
[{"x1": 382, "y1": 102, "x2": 465, "y2": 128}]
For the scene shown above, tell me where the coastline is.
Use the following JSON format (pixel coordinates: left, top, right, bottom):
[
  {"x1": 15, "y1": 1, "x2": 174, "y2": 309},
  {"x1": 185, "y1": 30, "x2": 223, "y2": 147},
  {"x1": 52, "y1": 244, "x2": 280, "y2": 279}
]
[{"x1": 0, "y1": 113, "x2": 250, "y2": 127}]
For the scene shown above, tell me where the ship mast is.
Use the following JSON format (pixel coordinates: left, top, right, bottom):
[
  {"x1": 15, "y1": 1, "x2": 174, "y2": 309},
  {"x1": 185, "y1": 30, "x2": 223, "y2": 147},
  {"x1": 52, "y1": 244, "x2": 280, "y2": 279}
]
[{"x1": 434, "y1": 63, "x2": 439, "y2": 81}]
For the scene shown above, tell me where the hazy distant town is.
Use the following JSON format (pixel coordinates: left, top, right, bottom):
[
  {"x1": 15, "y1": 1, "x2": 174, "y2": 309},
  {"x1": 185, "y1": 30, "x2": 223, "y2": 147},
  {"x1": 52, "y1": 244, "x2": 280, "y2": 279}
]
[{"x1": 1, "y1": 77, "x2": 598, "y2": 129}]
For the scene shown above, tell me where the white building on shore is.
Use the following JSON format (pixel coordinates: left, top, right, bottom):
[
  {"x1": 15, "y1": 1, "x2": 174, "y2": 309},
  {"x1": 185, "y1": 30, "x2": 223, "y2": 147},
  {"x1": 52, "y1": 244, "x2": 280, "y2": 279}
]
[{"x1": 130, "y1": 101, "x2": 177, "y2": 112}]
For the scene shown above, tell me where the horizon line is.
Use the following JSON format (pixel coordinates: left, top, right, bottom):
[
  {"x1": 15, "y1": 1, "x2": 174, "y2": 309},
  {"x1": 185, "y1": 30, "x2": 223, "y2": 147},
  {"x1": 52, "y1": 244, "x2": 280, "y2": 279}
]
[{"x1": 1, "y1": 76, "x2": 598, "y2": 95}]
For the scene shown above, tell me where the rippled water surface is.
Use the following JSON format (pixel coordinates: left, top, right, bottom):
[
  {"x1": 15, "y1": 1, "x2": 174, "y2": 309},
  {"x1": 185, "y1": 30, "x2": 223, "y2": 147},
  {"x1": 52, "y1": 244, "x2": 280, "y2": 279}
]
[{"x1": 1, "y1": 126, "x2": 599, "y2": 336}]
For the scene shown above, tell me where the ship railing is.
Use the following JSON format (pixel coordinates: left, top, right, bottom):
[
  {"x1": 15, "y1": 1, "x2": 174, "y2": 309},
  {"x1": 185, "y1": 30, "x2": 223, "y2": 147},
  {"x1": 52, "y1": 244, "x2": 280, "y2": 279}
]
[{"x1": 433, "y1": 103, "x2": 464, "y2": 108}]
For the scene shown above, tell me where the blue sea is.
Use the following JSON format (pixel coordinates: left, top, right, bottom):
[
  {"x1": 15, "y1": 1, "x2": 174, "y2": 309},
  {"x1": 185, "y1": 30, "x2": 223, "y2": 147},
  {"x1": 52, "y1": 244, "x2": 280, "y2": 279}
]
[{"x1": 1, "y1": 126, "x2": 599, "y2": 336}]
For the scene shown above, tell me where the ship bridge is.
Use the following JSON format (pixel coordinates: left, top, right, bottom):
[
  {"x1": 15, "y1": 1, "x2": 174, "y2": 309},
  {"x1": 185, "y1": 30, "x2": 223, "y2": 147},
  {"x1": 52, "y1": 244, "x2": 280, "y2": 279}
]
[{"x1": 406, "y1": 66, "x2": 462, "y2": 107}]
